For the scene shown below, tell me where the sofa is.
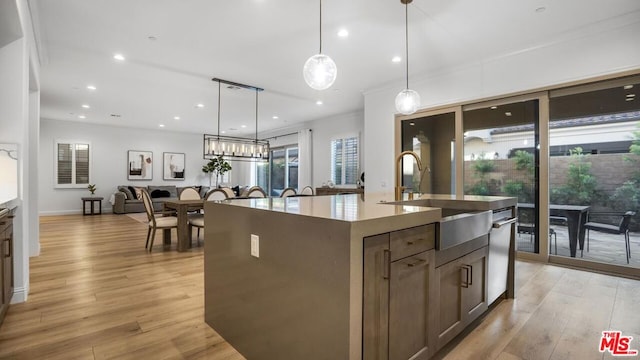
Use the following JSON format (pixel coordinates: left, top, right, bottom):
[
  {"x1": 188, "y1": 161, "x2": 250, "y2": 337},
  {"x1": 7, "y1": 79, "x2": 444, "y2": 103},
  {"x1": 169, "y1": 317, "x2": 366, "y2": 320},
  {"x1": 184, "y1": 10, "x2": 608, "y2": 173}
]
[{"x1": 112, "y1": 185, "x2": 210, "y2": 214}]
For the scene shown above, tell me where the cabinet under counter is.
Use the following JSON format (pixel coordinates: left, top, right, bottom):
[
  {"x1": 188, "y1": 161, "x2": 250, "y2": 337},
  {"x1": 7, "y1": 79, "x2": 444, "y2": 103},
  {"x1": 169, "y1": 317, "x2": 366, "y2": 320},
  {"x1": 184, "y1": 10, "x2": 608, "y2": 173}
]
[{"x1": 203, "y1": 194, "x2": 515, "y2": 360}]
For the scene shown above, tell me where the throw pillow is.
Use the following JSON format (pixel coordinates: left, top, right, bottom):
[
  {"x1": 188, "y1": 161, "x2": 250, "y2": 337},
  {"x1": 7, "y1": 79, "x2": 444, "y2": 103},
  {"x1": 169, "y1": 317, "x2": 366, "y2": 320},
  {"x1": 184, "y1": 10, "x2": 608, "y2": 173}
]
[
  {"x1": 150, "y1": 189, "x2": 171, "y2": 198},
  {"x1": 118, "y1": 186, "x2": 135, "y2": 200},
  {"x1": 128, "y1": 186, "x2": 137, "y2": 199},
  {"x1": 133, "y1": 187, "x2": 143, "y2": 200}
]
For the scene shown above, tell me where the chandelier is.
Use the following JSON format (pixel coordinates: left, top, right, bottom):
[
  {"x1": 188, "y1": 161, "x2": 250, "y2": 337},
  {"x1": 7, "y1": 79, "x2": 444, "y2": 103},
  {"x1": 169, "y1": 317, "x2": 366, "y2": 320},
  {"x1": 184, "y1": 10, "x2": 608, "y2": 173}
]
[{"x1": 203, "y1": 78, "x2": 270, "y2": 161}]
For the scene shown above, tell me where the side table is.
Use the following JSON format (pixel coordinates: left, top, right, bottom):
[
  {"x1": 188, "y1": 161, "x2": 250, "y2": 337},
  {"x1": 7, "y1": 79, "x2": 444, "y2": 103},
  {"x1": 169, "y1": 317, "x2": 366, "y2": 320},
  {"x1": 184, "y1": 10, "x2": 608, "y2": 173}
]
[{"x1": 82, "y1": 197, "x2": 103, "y2": 215}]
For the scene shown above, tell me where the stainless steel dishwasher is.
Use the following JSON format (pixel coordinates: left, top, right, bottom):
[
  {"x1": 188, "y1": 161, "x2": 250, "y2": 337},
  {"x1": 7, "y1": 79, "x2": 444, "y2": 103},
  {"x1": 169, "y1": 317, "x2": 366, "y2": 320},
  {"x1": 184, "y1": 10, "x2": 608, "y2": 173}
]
[{"x1": 487, "y1": 208, "x2": 517, "y2": 304}]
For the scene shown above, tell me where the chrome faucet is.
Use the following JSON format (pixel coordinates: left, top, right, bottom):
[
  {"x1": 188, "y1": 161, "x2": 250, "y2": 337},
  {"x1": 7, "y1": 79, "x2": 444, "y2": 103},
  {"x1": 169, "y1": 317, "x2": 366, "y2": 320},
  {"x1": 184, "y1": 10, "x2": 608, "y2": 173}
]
[{"x1": 395, "y1": 150, "x2": 424, "y2": 201}]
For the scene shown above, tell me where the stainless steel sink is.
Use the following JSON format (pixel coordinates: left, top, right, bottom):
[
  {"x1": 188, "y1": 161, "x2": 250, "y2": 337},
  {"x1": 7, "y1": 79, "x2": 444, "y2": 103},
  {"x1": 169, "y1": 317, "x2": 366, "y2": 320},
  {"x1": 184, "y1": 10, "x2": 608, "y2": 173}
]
[
  {"x1": 380, "y1": 199, "x2": 492, "y2": 250},
  {"x1": 438, "y1": 209, "x2": 492, "y2": 250}
]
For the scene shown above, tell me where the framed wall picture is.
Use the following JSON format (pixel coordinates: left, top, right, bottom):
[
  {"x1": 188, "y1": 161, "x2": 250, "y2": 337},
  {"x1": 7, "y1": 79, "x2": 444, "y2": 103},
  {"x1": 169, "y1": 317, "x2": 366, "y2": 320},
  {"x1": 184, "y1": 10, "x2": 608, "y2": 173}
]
[
  {"x1": 163, "y1": 152, "x2": 185, "y2": 180},
  {"x1": 127, "y1": 150, "x2": 153, "y2": 180}
]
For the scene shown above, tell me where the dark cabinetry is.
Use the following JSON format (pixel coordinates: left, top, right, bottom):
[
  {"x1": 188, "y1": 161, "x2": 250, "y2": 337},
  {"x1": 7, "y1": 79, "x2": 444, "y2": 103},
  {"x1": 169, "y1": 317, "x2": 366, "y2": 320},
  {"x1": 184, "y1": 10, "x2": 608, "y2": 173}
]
[
  {"x1": 434, "y1": 246, "x2": 488, "y2": 351},
  {"x1": 363, "y1": 224, "x2": 436, "y2": 360},
  {"x1": 0, "y1": 210, "x2": 14, "y2": 327},
  {"x1": 315, "y1": 187, "x2": 364, "y2": 196}
]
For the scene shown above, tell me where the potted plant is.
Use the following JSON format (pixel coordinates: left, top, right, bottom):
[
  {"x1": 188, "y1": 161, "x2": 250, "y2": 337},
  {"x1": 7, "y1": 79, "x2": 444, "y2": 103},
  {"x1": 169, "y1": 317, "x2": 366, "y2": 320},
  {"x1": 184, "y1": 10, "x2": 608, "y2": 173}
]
[
  {"x1": 87, "y1": 184, "x2": 97, "y2": 195},
  {"x1": 202, "y1": 155, "x2": 232, "y2": 187}
]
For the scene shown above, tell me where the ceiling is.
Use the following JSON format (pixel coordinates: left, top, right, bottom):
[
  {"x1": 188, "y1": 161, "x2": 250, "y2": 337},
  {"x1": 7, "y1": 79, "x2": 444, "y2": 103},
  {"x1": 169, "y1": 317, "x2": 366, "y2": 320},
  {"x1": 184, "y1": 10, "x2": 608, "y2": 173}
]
[{"x1": 32, "y1": 0, "x2": 640, "y2": 137}]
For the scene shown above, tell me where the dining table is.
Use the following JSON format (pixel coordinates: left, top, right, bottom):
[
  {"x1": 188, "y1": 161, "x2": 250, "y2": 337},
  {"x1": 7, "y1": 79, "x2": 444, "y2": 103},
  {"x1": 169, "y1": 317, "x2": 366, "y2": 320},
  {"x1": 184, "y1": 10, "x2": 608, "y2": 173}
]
[
  {"x1": 162, "y1": 199, "x2": 205, "y2": 252},
  {"x1": 518, "y1": 203, "x2": 590, "y2": 257}
]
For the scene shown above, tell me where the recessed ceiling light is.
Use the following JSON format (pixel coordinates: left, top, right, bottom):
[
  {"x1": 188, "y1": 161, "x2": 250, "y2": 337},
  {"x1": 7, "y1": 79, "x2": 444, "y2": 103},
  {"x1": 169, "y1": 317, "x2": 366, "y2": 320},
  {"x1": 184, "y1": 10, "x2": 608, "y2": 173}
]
[
  {"x1": 505, "y1": 112, "x2": 512, "y2": 116},
  {"x1": 490, "y1": 106, "x2": 498, "y2": 110},
  {"x1": 316, "y1": 100, "x2": 323, "y2": 105},
  {"x1": 81, "y1": 104, "x2": 90, "y2": 109},
  {"x1": 626, "y1": 94, "x2": 635, "y2": 98},
  {"x1": 113, "y1": 53, "x2": 125, "y2": 61},
  {"x1": 392, "y1": 56, "x2": 402, "y2": 63},
  {"x1": 86, "y1": 85, "x2": 97, "y2": 91},
  {"x1": 626, "y1": 98, "x2": 635, "y2": 101},
  {"x1": 272, "y1": 115, "x2": 279, "y2": 119},
  {"x1": 241, "y1": 125, "x2": 247, "y2": 128},
  {"x1": 337, "y1": 29, "x2": 349, "y2": 37},
  {"x1": 196, "y1": 103, "x2": 205, "y2": 108},
  {"x1": 624, "y1": 85, "x2": 634, "y2": 90},
  {"x1": 159, "y1": 124, "x2": 165, "y2": 128},
  {"x1": 78, "y1": 115, "x2": 86, "y2": 119},
  {"x1": 535, "y1": 7, "x2": 546, "y2": 13},
  {"x1": 173, "y1": 116, "x2": 180, "y2": 120}
]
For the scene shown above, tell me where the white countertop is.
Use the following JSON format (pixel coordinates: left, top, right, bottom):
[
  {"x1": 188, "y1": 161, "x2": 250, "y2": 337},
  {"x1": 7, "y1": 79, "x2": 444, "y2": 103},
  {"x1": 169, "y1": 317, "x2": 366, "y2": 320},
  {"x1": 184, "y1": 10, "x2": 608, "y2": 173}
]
[{"x1": 208, "y1": 193, "x2": 516, "y2": 223}]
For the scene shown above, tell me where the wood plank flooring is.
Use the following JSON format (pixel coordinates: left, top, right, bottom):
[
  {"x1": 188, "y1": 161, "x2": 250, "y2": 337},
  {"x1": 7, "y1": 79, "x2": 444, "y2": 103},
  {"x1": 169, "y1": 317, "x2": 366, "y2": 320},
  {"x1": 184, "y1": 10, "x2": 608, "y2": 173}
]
[{"x1": 0, "y1": 214, "x2": 638, "y2": 359}]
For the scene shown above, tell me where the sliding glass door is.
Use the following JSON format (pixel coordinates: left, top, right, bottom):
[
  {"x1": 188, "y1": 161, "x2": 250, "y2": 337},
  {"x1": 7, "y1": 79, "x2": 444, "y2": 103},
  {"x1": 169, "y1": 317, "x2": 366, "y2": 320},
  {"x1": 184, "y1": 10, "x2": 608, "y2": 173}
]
[
  {"x1": 549, "y1": 75, "x2": 640, "y2": 270},
  {"x1": 463, "y1": 98, "x2": 541, "y2": 254}
]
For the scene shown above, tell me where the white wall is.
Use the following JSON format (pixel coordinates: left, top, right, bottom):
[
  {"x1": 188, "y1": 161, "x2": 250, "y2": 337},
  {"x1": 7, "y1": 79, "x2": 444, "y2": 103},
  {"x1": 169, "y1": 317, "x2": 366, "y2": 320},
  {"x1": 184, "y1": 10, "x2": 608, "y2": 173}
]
[
  {"x1": 364, "y1": 17, "x2": 640, "y2": 197},
  {"x1": 236, "y1": 111, "x2": 365, "y2": 190},
  {"x1": 39, "y1": 119, "x2": 215, "y2": 214},
  {"x1": 0, "y1": 0, "x2": 40, "y2": 303},
  {"x1": 308, "y1": 111, "x2": 364, "y2": 188}
]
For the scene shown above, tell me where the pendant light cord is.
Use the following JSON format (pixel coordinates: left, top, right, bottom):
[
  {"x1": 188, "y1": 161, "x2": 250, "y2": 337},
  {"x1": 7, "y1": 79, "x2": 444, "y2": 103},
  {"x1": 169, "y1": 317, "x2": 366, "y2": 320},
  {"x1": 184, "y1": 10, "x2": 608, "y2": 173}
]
[
  {"x1": 405, "y1": 1, "x2": 409, "y2": 90},
  {"x1": 217, "y1": 80, "x2": 221, "y2": 136},
  {"x1": 255, "y1": 89, "x2": 259, "y2": 142},
  {"x1": 319, "y1": 0, "x2": 323, "y2": 54}
]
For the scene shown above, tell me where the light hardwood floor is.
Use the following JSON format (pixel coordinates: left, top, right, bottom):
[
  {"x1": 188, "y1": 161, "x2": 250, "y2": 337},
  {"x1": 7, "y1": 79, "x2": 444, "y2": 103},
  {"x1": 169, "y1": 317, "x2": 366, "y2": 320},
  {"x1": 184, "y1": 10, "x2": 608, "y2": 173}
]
[{"x1": 0, "y1": 214, "x2": 638, "y2": 359}]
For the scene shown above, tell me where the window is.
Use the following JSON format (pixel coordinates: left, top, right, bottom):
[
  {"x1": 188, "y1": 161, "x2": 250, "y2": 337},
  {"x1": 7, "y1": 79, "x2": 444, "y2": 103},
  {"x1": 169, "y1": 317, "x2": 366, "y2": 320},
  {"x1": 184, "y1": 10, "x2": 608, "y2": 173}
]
[
  {"x1": 55, "y1": 140, "x2": 91, "y2": 188},
  {"x1": 331, "y1": 135, "x2": 359, "y2": 185}
]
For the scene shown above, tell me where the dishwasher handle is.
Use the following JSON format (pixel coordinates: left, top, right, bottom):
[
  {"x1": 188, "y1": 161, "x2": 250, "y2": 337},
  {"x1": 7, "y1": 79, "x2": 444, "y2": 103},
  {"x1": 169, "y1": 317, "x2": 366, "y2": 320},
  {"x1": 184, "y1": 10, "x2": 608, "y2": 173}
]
[{"x1": 492, "y1": 217, "x2": 517, "y2": 229}]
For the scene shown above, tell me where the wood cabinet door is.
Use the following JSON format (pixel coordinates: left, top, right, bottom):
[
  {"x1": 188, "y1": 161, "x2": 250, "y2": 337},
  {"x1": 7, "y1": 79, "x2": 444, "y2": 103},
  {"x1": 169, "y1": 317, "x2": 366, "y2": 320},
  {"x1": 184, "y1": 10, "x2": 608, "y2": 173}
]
[
  {"x1": 461, "y1": 246, "x2": 488, "y2": 324},
  {"x1": 434, "y1": 256, "x2": 465, "y2": 351},
  {"x1": 363, "y1": 233, "x2": 390, "y2": 360},
  {"x1": 389, "y1": 250, "x2": 433, "y2": 360}
]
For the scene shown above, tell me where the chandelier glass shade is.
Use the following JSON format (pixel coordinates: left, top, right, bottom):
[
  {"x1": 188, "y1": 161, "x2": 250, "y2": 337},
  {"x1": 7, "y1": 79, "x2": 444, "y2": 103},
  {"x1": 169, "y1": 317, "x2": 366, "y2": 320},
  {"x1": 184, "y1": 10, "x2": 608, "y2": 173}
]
[
  {"x1": 303, "y1": 0, "x2": 337, "y2": 90},
  {"x1": 203, "y1": 78, "x2": 270, "y2": 161},
  {"x1": 203, "y1": 135, "x2": 269, "y2": 160}
]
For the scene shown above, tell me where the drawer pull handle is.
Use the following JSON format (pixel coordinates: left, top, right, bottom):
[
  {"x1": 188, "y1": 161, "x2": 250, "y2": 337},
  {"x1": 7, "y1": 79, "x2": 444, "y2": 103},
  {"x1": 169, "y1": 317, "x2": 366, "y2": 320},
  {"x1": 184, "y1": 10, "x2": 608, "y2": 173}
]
[
  {"x1": 461, "y1": 265, "x2": 471, "y2": 288},
  {"x1": 383, "y1": 250, "x2": 391, "y2": 280},
  {"x1": 407, "y1": 259, "x2": 425, "y2": 267}
]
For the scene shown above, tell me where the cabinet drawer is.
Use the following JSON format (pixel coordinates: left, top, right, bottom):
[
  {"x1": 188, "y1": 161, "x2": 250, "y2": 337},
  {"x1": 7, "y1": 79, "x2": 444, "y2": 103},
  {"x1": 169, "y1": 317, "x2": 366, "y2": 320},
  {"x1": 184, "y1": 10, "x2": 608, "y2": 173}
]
[{"x1": 390, "y1": 224, "x2": 435, "y2": 261}]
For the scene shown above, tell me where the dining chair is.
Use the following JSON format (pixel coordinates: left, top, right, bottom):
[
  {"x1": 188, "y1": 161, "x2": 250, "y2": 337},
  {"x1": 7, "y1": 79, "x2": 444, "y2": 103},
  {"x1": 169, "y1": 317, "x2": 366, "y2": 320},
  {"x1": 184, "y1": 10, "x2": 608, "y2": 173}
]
[
  {"x1": 142, "y1": 189, "x2": 178, "y2": 252},
  {"x1": 179, "y1": 187, "x2": 200, "y2": 200},
  {"x1": 221, "y1": 187, "x2": 236, "y2": 199},
  {"x1": 205, "y1": 188, "x2": 229, "y2": 201},
  {"x1": 300, "y1": 186, "x2": 314, "y2": 196},
  {"x1": 584, "y1": 211, "x2": 636, "y2": 264},
  {"x1": 188, "y1": 192, "x2": 226, "y2": 242},
  {"x1": 280, "y1": 187, "x2": 297, "y2": 197},
  {"x1": 247, "y1": 186, "x2": 267, "y2": 198}
]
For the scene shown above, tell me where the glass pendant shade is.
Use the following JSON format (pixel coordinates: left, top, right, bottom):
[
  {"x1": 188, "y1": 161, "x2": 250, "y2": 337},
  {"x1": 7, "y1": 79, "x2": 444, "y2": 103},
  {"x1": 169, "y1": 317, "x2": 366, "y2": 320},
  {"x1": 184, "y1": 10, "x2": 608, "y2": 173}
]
[
  {"x1": 395, "y1": 88, "x2": 420, "y2": 115},
  {"x1": 303, "y1": 53, "x2": 337, "y2": 90}
]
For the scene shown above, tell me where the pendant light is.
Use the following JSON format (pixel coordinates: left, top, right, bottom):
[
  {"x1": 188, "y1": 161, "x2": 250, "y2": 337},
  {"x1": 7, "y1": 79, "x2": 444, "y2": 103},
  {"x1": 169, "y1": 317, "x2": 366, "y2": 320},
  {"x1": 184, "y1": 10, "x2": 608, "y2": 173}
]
[
  {"x1": 203, "y1": 78, "x2": 270, "y2": 161},
  {"x1": 303, "y1": 0, "x2": 337, "y2": 90},
  {"x1": 395, "y1": 0, "x2": 420, "y2": 115}
]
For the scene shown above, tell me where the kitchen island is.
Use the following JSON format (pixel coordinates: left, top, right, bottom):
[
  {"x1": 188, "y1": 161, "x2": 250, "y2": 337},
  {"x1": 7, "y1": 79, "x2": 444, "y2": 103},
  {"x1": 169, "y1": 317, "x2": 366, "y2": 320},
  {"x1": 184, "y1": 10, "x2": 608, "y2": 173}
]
[{"x1": 203, "y1": 193, "x2": 517, "y2": 360}]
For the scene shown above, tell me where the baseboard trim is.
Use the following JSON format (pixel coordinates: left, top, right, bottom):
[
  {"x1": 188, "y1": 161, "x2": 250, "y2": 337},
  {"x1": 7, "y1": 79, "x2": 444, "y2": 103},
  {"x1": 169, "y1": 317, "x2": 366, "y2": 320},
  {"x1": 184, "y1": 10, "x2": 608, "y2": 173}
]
[
  {"x1": 11, "y1": 284, "x2": 29, "y2": 303},
  {"x1": 39, "y1": 207, "x2": 114, "y2": 216}
]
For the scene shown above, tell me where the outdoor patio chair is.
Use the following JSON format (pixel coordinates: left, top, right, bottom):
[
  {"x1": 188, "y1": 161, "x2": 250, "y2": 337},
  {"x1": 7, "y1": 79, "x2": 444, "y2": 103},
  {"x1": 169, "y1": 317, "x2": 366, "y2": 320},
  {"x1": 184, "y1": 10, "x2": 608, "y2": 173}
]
[{"x1": 584, "y1": 211, "x2": 636, "y2": 264}]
